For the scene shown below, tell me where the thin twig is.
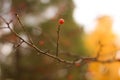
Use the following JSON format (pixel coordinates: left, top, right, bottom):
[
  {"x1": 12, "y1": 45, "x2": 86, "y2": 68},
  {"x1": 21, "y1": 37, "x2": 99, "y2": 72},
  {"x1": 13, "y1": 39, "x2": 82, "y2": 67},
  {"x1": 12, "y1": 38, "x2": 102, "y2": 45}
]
[
  {"x1": 56, "y1": 25, "x2": 61, "y2": 56},
  {"x1": 0, "y1": 16, "x2": 7, "y2": 23},
  {"x1": 96, "y1": 41, "x2": 103, "y2": 58},
  {"x1": 15, "y1": 14, "x2": 34, "y2": 44},
  {"x1": 14, "y1": 40, "x2": 24, "y2": 48},
  {"x1": 0, "y1": 27, "x2": 8, "y2": 29},
  {"x1": 6, "y1": 21, "x2": 73, "y2": 64}
]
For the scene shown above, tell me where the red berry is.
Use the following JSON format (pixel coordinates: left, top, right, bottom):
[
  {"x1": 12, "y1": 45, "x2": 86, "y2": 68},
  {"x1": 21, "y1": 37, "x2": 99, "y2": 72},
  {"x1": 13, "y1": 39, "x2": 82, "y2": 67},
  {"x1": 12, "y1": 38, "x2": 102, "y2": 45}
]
[
  {"x1": 75, "y1": 63, "x2": 80, "y2": 67},
  {"x1": 59, "y1": 18, "x2": 64, "y2": 24},
  {"x1": 67, "y1": 74, "x2": 73, "y2": 80},
  {"x1": 39, "y1": 40, "x2": 45, "y2": 46}
]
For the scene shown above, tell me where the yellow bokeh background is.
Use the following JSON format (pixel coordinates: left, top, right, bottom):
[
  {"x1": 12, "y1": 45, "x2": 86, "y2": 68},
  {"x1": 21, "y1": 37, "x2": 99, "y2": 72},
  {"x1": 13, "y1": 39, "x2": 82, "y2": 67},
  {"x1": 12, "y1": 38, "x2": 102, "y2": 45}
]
[{"x1": 85, "y1": 15, "x2": 120, "y2": 80}]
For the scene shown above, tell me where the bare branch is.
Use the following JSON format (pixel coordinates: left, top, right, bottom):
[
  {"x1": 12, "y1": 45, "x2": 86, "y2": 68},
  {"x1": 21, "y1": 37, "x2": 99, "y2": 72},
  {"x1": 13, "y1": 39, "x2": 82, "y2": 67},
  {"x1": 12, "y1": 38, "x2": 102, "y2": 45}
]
[
  {"x1": 1, "y1": 16, "x2": 120, "y2": 67},
  {"x1": 4, "y1": 20, "x2": 74, "y2": 64},
  {"x1": 15, "y1": 13, "x2": 34, "y2": 44}
]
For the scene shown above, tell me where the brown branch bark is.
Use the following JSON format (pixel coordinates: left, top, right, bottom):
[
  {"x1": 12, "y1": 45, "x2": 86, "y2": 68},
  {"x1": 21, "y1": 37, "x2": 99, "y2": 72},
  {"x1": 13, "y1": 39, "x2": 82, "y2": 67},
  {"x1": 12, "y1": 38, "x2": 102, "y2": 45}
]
[{"x1": 0, "y1": 16, "x2": 120, "y2": 67}]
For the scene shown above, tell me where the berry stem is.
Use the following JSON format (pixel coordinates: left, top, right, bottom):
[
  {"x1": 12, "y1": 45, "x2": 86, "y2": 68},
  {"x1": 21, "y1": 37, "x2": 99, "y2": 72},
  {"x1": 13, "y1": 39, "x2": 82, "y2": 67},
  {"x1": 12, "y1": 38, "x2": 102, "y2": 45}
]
[{"x1": 56, "y1": 24, "x2": 61, "y2": 56}]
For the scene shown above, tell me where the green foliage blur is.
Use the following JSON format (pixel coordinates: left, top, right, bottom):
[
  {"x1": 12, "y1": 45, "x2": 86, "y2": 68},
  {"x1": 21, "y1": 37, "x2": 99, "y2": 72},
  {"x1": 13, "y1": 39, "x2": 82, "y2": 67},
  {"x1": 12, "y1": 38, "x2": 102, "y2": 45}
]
[{"x1": 0, "y1": 0, "x2": 87, "y2": 80}]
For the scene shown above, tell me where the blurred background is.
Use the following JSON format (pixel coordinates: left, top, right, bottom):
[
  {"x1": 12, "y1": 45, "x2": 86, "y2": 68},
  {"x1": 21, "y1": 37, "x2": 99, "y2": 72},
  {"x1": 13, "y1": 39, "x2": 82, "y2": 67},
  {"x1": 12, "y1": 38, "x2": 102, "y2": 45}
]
[
  {"x1": 1, "y1": 0, "x2": 120, "y2": 80},
  {"x1": 0, "y1": 0, "x2": 87, "y2": 80}
]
